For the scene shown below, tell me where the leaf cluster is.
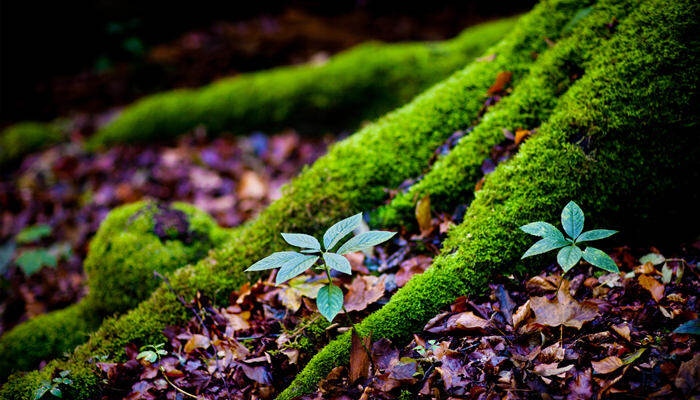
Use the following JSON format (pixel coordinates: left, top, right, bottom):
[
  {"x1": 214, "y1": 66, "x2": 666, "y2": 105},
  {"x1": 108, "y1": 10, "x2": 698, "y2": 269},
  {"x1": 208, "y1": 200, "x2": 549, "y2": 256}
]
[
  {"x1": 33, "y1": 370, "x2": 71, "y2": 399},
  {"x1": 136, "y1": 343, "x2": 168, "y2": 363},
  {"x1": 521, "y1": 201, "x2": 618, "y2": 273},
  {"x1": 246, "y1": 213, "x2": 395, "y2": 322}
]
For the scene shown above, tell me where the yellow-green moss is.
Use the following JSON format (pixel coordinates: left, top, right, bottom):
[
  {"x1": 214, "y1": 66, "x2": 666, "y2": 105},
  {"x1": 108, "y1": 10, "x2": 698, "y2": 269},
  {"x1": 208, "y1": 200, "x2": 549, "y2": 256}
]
[
  {"x1": 1, "y1": 1, "x2": 614, "y2": 396},
  {"x1": 278, "y1": 0, "x2": 699, "y2": 397},
  {"x1": 0, "y1": 201, "x2": 228, "y2": 381},
  {"x1": 86, "y1": 18, "x2": 516, "y2": 148},
  {"x1": 374, "y1": 0, "x2": 636, "y2": 227},
  {"x1": 0, "y1": 122, "x2": 64, "y2": 165}
]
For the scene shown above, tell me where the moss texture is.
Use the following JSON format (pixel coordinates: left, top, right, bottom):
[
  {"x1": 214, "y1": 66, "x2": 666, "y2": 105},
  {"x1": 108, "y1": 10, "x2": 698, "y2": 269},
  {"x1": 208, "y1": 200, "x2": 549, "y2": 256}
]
[
  {"x1": 86, "y1": 18, "x2": 517, "y2": 148},
  {"x1": 374, "y1": 0, "x2": 636, "y2": 227},
  {"x1": 0, "y1": 122, "x2": 64, "y2": 165},
  {"x1": 1, "y1": 1, "x2": 621, "y2": 397},
  {"x1": 278, "y1": 0, "x2": 699, "y2": 397},
  {"x1": 0, "y1": 201, "x2": 227, "y2": 381}
]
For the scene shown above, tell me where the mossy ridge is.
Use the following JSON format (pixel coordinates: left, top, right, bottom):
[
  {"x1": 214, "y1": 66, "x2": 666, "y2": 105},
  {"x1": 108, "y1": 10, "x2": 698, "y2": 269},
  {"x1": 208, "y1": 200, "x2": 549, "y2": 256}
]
[
  {"x1": 374, "y1": 0, "x2": 636, "y2": 227},
  {"x1": 0, "y1": 1, "x2": 599, "y2": 397},
  {"x1": 0, "y1": 122, "x2": 64, "y2": 165},
  {"x1": 0, "y1": 201, "x2": 229, "y2": 382},
  {"x1": 86, "y1": 18, "x2": 517, "y2": 148},
  {"x1": 277, "y1": 0, "x2": 699, "y2": 397}
]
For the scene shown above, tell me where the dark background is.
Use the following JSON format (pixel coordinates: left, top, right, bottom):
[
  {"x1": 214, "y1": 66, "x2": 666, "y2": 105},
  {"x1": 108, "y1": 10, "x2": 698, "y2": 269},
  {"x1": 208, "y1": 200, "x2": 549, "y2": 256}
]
[{"x1": 1, "y1": 0, "x2": 535, "y2": 125}]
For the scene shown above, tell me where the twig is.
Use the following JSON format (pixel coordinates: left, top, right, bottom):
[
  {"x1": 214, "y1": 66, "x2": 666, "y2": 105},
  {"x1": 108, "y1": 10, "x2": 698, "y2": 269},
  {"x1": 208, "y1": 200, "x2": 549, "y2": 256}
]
[{"x1": 160, "y1": 367, "x2": 201, "y2": 399}]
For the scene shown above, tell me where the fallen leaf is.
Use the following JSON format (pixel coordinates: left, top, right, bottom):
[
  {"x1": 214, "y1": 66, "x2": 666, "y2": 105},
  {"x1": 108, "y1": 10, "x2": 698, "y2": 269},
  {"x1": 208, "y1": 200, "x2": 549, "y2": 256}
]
[
  {"x1": 638, "y1": 274, "x2": 664, "y2": 302},
  {"x1": 534, "y1": 362, "x2": 574, "y2": 377},
  {"x1": 184, "y1": 334, "x2": 210, "y2": 353},
  {"x1": 372, "y1": 338, "x2": 399, "y2": 371},
  {"x1": 415, "y1": 194, "x2": 432, "y2": 236},
  {"x1": 639, "y1": 252, "x2": 665, "y2": 265},
  {"x1": 634, "y1": 261, "x2": 656, "y2": 275},
  {"x1": 239, "y1": 363, "x2": 272, "y2": 385},
  {"x1": 487, "y1": 71, "x2": 512, "y2": 94},
  {"x1": 526, "y1": 275, "x2": 558, "y2": 292},
  {"x1": 395, "y1": 255, "x2": 432, "y2": 287},
  {"x1": 344, "y1": 275, "x2": 386, "y2": 312},
  {"x1": 675, "y1": 353, "x2": 700, "y2": 395},
  {"x1": 350, "y1": 331, "x2": 372, "y2": 383},
  {"x1": 612, "y1": 323, "x2": 631, "y2": 341},
  {"x1": 476, "y1": 53, "x2": 497, "y2": 62},
  {"x1": 514, "y1": 129, "x2": 531, "y2": 145},
  {"x1": 530, "y1": 280, "x2": 598, "y2": 329},
  {"x1": 512, "y1": 300, "x2": 531, "y2": 328},
  {"x1": 278, "y1": 275, "x2": 325, "y2": 312},
  {"x1": 569, "y1": 368, "x2": 593, "y2": 400},
  {"x1": 237, "y1": 170, "x2": 267, "y2": 199},
  {"x1": 592, "y1": 356, "x2": 623, "y2": 374},
  {"x1": 425, "y1": 311, "x2": 489, "y2": 333}
]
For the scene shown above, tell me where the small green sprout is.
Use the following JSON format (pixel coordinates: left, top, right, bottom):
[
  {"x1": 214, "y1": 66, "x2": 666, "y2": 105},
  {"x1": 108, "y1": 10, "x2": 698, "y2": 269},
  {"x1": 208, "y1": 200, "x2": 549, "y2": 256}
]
[
  {"x1": 136, "y1": 343, "x2": 168, "y2": 363},
  {"x1": 413, "y1": 339, "x2": 440, "y2": 357},
  {"x1": 33, "y1": 370, "x2": 71, "y2": 399},
  {"x1": 520, "y1": 201, "x2": 618, "y2": 273},
  {"x1": 246, "y1": 213, "x2": 395, "y2": 322}
]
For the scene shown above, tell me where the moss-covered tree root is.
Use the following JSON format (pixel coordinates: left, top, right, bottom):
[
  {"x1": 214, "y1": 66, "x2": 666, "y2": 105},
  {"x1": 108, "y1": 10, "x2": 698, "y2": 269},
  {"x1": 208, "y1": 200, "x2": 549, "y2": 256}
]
[
  {"x1": 374, "y1": 0, "x2": 636, "y2": 227},
  {"x1": 0, "y1": 122, "x2": 64, "y2": 165},
  {"x1": 86, "y1": 18, "x2": 516, "y2": 149},
  {"x1": 0, "y1": 1, "x2": 602, "y2": 397},
  {"x1": 0, "y1": 201, "x2": 228, "y2": 381},
  {"x1": 278, "y1": 1, "x2": 699, "y2": 397}
]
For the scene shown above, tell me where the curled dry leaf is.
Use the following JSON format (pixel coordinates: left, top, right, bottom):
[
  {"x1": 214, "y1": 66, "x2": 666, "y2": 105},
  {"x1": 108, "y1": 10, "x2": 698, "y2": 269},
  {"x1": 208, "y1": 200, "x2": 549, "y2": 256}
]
[
  {"x1": 344, "y1": 275, "x2": 387, "y2": 312},
  {"x1": 514, "y1": 129, "x2": 531, "y2": 145},
  {"x1": 612, "y1": 323, "x2": 631, "y2": 341},
  {"x1": 530, "y1": 280, "x2": 598, "y2": 329},
  {"x1": 638, "y1": 274, "x2": 665, "y2": 302},
  {"x1": 349, "y1": 331, "x2": 372, "y2": 383},
  {"x1": 512, "y1": 299, "x2": 531, "y2": 329},
  {"x1": 424, "y1": 311, "x2": 489, "y2": 333},
  {"x1": 526, "y1": 275, "x2": 558, "y2": 292}
]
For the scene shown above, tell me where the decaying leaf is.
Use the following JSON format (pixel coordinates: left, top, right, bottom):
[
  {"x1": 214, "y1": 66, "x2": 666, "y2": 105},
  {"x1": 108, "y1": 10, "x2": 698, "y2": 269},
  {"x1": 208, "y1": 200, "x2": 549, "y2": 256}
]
[
  {"x1": 514, "y1": 129, "x2": 531, "y2": 145},
  {"x1": 638, "y1": 274, "x2": 664, "y2": 302},
  {"x1": 530, "y1": 280, "x2": 598, "y2": 329},
  {"x1": 350, "y1": 331, "x2": 372, "y2": 383},
  {"x1": 344, "y1": 275, "x2": 386, "y2": 312},
  {"x1": 184, "y1": 334, "x2": 210, "y2": 353},
  {"x1": 592, "y1": 356, "x2": 623, "y2": 374},
  {"x1": 395, "y1": 255, "x2": 432, "y2": 287},
  {"x1": 424, "y1": 311, "x2": 489, "y2": 333}
]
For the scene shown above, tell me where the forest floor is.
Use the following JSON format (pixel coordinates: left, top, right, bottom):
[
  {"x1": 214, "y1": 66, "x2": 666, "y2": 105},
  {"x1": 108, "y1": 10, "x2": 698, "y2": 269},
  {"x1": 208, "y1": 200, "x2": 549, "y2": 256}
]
[{"x1": 96, "y1": 199, "x2": 700, "y2": 399}]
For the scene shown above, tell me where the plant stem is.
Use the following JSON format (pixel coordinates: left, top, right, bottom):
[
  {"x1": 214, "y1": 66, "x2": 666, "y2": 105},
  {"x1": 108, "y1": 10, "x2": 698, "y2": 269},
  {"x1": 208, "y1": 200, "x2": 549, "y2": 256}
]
[{"x1": 323, "y1": 264, "x2": 375, "y2": 370}]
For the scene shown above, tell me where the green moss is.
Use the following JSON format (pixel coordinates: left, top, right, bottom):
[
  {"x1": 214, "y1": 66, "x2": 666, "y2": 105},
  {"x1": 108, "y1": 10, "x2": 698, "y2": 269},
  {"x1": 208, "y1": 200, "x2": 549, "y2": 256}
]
[
  {"x1": 0, "y1": 122, "x2": 64, "y2": 165},
  {"x1": 374, "y1": 0, "x2": 636, "y2": 227},
  {"x1": 1, "y1": 1, "x2": 616, "y2": 396},
  {"x1": 278, "y1": 1, "x2": 699, "y2": 397},
  {"x1": 86, "y1": 18, "x2": 516, "y2": 148},
  {"x1": 0, "y1": 201, "x2": 228, "y2": 381}
]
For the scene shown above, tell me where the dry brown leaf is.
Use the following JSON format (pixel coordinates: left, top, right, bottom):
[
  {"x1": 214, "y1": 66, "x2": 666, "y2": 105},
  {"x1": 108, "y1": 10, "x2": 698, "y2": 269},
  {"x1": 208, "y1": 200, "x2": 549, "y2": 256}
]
[
  {"x1": 184, "y1": 334, "x2": 210, "y2": 353},
  {"x1": 487, "y1": 71, "x2": 512, "y2": 94},
  {"x1": 592, "y1": 356, "x2": 623, "y2": 374},
  {"x1": 675, "y1": 353, "x2": 700, "y2": 395},
  {"x1": 634, "y1": 261, "x2": 657, "y2": 275},
  {"x1": 526, "y1": 275, "x2": 558, "y2": 292},
  {"x1": 345, "y1": 275, "x2": 386, "y2": 312},
  {"x1": 512, "y1": 300, "x2": 531, "y2": 328},
  {"x1": 530, "y1": 280, "x2": 598, "y2": 329},
  {"x1": 534, "y1": 362, "x2": 574, "y2": 377},
  {"x1": 612, "y1": 323, "x2": 631, "y2": 341},
  {"x1": 638, "y1": 274, "x2": 665, "y2": 302},
  {"x1": 415, "y1": 194, "x2": 432, "y2": 236},
  {"x1": 425, "y1": 311, "x2": 489, "y2": 333},
  {"x1": 350, "y1": 331, "x2": 372, "y2": 383},
  {"x1": 237, "y1": 170, "x2": 267, "y2": 199},
  {"x1": 514, "y1": 129, "x2": 531, "y2": 145},
  {"x1": 395, "y1": 255, "x2": 432, "y2": 287}
]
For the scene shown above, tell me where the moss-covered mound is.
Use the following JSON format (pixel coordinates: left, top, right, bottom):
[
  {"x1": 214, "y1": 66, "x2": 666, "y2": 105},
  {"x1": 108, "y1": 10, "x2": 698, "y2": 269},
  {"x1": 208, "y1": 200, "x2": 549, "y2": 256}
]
[
  {"x1": 0, "y1": 201, "x2": 228, "y2": 381},
  {"x1": 5, "y1": 0, "x2": 695, "y2": 397},
  {"x1": 278, "y1": 0, "x2": 699, "y2": 397},
  {"x1": 86, "y1": 18, "x2": 515, "y2": 148},
  {"x1": 0, "y1": 122, "x2": 64, "y2": 165}
]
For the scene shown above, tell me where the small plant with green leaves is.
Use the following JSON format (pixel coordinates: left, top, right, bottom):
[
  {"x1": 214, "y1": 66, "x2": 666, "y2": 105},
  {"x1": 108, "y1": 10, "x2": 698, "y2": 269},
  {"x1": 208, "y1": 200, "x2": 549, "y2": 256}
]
[
  {"x1": 33, "y1": 370, "x2": 72, "y2": 399},
  {"x1": 246, "y1": 213, "x2": 395, "y2": 323},
  {"x1": 136, "y1": 343, "x2": 168, "y2": 363},
  {"x1": 413, "y1": 339, "x2": 440, "y2": 357},
  {"x1": 520, "y1": 201, "x2": 619, "y2": 274}
]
